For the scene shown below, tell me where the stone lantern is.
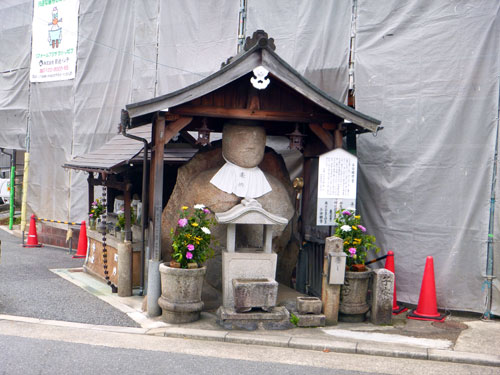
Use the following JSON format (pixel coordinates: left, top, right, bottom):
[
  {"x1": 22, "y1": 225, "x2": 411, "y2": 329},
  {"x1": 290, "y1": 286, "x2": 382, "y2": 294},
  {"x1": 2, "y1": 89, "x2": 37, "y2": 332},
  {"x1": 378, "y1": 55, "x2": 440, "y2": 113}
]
[{"x1": 215, "y1": 198, "x2": 291, "y2": 329}]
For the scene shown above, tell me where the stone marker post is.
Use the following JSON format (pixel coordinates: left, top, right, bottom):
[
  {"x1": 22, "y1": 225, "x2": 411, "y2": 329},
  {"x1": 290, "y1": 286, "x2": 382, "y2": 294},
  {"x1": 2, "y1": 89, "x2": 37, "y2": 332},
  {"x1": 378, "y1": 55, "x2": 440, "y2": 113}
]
[
  {"x1": 117, "y1": 241, "x2": 133, "y2": 297},
  {"x1": 322, "y1": 236, "x2": 344, "y2": 325},
  {"x1": 371, "y1": 268, "x2": 394, "y2": 325}
]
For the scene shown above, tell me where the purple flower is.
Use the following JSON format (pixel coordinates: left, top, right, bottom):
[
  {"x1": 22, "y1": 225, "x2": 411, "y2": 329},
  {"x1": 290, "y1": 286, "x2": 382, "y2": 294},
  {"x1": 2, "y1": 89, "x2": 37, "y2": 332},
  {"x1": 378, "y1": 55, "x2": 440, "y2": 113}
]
[
  {"x1": 358, "y1": 225, "x2": 366, "y2": 232},
  {"x1": 342, "y1": 210, "x2": 351, "y2": 216},
  {"x1": 186, "y1": 251, "x2": 193, "y2": 259},
  {"x1": 178, "y1": 218, "x2": 188, "y2": 227},
  {"x1": 348, "y1": 247, "x2": 356, "y2": 257},
  {"x1": 89, "y1": 213, "x2": 93, "y2": 217},
  {"x1": 203, "y1": 208, "x2": 210, "y2": 214},
  {"x1": 187, "y1": 244, "x2": 194, "y2": 251}
]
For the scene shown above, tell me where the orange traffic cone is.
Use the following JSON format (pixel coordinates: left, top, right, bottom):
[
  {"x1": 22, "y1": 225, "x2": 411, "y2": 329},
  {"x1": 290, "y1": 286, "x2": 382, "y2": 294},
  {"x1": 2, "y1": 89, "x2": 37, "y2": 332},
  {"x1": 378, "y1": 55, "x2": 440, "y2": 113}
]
[
  {"x1": 72, "y1": 221, "x2": 88, "y2": 259},
  {"x1": 407, "y1": 256, "x2": 446, "y2": 322},
  {"x1": 384, "y1": 251, "x2": 408, "y2": 315},
  {"x1": 23, "y1": 214, "x2": 42, "y2": 247}
]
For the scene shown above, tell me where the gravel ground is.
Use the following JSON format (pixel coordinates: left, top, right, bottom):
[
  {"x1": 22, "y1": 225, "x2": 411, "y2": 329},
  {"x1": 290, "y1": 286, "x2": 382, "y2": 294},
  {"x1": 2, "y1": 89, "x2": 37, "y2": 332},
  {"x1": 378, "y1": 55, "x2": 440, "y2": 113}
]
[{"x1": 0, "y1": 228, "x2": 139, "y2": 327}]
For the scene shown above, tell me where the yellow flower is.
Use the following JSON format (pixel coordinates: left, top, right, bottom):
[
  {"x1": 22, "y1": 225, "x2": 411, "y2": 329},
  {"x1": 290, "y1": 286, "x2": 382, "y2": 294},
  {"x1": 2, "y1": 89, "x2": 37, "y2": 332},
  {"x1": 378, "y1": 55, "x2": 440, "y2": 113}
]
[
  {"x1": 344, "y1": 240, "x2": 349, "y2": 245},
  {"x1": 355, "y1": 215, "x2": 360, "y2": 220},
  {"x1": 182, "y1": 206, "x2": 188, "y2": 210},
  {"x1": 353, "y1": 238, "x2": 361, "y2": 245},
  {"x1": 352, "y1": 225, "x2": 358, "y2": 230},
  {"x1": 191, "y1": 222, "x2": 199, "y2": 227}
]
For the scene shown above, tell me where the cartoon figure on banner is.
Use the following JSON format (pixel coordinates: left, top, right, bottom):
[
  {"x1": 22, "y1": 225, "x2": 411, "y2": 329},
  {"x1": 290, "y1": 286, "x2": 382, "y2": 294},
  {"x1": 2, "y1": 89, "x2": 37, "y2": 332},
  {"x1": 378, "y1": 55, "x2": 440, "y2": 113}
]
[{"x1": 48, "y1": 7, "x2": 63, "y2": 49}]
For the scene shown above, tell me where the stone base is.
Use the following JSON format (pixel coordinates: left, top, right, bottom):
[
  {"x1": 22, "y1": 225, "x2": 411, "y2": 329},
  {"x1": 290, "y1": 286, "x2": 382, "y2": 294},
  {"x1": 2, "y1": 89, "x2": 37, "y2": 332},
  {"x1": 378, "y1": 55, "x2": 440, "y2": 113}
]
[
  {"x1": 222, "y1": 250, "x2": 277, "y2": 308},
  {"x1": 158, "y1": 295, "x2": 204, "y2": 324},
  {"x1": 161, "y1": 309, "x2": 200, "y2": 324},
  {"x1": 339, "y1": 312, "x2": 366, "y2": 323},
  {"x1": 295, "y1": 313, "x2": 326, "y2": 327},
  {"x1": 216, "y1": 306, "x2": 293, "y2": 330}
]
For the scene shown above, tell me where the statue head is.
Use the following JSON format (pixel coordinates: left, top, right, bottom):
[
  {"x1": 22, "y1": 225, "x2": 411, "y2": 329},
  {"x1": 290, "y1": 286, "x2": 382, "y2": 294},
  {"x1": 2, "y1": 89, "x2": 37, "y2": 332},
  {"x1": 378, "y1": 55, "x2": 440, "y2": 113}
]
[{"x1": 222, "y1": 122, "x2": 266, "y2": 168}]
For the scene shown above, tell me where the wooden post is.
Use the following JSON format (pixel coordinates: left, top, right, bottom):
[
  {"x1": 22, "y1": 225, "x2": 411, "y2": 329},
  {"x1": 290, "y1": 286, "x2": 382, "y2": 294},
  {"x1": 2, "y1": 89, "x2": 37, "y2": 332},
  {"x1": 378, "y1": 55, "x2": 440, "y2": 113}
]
[
  {"x1": 322, "y1": 236, "x2": 344, "y2": 325},
  {"x1": 124, "y1": 182, "x2": 132, "y2": 241},
  {"x1": 88, "y1": 173, "x2": 94, "y2": 215},
  {"x1": 150, "y1": 114, "x2": 193, "y2": 261}
]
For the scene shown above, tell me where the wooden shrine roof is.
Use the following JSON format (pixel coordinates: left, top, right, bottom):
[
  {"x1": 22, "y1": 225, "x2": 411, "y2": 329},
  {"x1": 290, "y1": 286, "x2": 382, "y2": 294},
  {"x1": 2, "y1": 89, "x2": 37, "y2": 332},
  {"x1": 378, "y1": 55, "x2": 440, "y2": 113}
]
[
  {"x1": 63, "y1": 124, "x2": 197, "y2": 173},
  {"x1": 125, "y1": 32, "x2": 381, "y2": 132}
]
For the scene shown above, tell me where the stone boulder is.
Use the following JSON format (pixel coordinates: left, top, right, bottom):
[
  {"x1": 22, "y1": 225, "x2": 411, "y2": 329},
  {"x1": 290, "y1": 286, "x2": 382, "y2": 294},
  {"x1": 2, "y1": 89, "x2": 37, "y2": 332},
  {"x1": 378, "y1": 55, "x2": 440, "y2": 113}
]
[{"x1": 161, "y1": 144, "x2": 296, "y2": 294}]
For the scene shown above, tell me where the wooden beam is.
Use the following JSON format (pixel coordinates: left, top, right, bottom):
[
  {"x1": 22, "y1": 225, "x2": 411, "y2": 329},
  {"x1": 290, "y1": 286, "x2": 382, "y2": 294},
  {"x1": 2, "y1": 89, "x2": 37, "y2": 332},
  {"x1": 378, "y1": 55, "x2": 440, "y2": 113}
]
[
  {"x1": 171, "y1": 106, "x2": 338, "y2": 123},
  {"x1": 164, "y1": 116, "x2": 193, "y2": 144},
  {"x1": 309, "y1": 123, "x2": 334, "y2": 150}
]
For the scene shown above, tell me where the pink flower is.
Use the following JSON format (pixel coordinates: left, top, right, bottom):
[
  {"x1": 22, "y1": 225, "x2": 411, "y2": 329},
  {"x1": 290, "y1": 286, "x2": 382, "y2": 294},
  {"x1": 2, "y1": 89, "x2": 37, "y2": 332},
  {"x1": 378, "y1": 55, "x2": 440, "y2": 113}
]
[
  {"x1": 186, "y1": 251, "x2": 193, "y2": 259},
  {"x1": 358, "y1": 225, "x2": 366, "y2": 232},
  {"x1": 348, "y1": 247, "x2": 356, "y2": 257},
  {"x1": 342, "y1": 210, "x2": 351, "y2": 216},
  {"x1": 187, "y1": 244, "x2": 194, "y2": 251},
  {"x1": 203, "y1": 208, "x2": 210, "y2": 214},
  {"x1": 178, "y1": 218, "x2": 188, "y2": 227}
]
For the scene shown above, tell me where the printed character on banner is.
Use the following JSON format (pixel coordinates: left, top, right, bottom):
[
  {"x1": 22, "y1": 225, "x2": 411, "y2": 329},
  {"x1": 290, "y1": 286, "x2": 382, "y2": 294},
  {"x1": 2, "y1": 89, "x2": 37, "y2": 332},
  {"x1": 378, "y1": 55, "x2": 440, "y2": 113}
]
[{"x1": 48, "y1": 7, "x2": 62, "y2": 48}]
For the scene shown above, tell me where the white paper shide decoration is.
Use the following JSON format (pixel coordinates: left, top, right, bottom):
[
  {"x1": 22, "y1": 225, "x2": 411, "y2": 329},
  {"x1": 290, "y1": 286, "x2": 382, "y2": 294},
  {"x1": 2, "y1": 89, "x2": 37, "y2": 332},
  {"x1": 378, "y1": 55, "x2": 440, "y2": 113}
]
[{"x1": 250, "y1": 66, "x2": 270, "y2": 90}]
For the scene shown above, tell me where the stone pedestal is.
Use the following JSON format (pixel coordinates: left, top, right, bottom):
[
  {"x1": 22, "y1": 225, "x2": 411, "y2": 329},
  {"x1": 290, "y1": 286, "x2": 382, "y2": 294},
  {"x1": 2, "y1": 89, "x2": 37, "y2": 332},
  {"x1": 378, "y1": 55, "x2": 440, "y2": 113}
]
[
  {"x1": 216, "y1": 306, "x2": 292, "y2": 330},
  {"x1": 222, "y1": 249, "x2": 277, "y2": 308},
  {"x1": 294, "y1": 296, "x2": 326, "y2": 327},
  {"x1": 232, "y1": 278, "x2": 278, "y2": 312},
  {"x1": 297, "y1": 296, "x2": 322, "y2": 315},
  {"x1": 339, "y1": 269, "x2": 372, "y2": 323},
  {"x1": 158, "y1": 264, "x2": 206, "y2": 323},
  {"x1": 371, "y1": 268, "x2": 394, "y2": 325}
]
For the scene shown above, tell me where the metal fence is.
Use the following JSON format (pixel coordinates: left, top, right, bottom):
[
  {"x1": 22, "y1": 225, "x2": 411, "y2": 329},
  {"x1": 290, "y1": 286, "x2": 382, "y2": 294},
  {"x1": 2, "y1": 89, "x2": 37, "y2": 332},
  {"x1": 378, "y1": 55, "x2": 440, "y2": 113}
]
[{"x1": 296, "y1": 241, "x2": 325, "y2": 297}]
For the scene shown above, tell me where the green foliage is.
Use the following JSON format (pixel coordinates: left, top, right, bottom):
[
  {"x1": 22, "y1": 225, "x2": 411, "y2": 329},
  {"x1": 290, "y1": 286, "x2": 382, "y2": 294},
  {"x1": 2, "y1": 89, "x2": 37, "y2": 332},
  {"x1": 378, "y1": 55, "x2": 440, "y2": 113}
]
[
  {"x1": 170, "y1": 204, "x2": 216, "y2": 269},
  {"x1": 89, "y1": 199, "x2": 104, "y2": 220},
  {"x1": 334, "y1": 209, "x2": 379, "y2": 268},
  {"x1": 117, "y1": 207, "x2": 136, "y2": 230},
  {"x1": 290, "y1": 313, "x2": 300, "y2": 327}
]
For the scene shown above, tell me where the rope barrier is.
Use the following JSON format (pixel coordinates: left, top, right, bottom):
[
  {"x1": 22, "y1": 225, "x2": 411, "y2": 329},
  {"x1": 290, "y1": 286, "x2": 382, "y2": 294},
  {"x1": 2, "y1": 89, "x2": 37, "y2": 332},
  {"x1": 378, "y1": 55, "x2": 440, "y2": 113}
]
[{"x1": 36, "y1": 217, "x2": 81, "y2": 226}]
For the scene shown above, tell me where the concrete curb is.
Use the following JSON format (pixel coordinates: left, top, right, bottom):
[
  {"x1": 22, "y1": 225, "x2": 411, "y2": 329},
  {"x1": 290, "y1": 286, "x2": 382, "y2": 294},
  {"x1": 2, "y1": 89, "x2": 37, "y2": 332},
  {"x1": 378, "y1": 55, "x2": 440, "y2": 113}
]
[
  {"x1": 159, "y1": 326, "x2": 500, "y2": 367},
  {"x1": 1, "y1": 313, "x2": 499, "y2": 367}
]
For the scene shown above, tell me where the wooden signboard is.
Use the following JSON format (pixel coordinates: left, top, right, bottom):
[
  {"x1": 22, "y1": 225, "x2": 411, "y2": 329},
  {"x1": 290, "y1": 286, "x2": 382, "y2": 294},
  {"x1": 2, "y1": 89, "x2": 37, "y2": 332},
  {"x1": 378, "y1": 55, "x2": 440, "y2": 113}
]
[{"x1": 317, "y1": 148, "x2": 357, "y2": 226}]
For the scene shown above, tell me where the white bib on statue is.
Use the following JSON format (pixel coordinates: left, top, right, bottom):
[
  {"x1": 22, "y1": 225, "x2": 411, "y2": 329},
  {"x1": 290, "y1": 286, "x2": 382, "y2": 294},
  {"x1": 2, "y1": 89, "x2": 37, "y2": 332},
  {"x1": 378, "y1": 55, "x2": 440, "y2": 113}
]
[{"x1": 210, "y1": 157, "x2": 272, "y2": 198}]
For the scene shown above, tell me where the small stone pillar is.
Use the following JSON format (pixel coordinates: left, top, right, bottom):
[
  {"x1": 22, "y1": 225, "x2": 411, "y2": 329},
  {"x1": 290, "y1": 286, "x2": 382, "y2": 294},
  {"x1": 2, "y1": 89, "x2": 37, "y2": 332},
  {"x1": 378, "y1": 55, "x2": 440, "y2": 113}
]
[
  {"x1": 371, "y1": 268, "x2": 394, "y2": 325},
  {"x1": 321, "y1": 236, "x2": 344, "y2": 325},
  {"x1": 117, "y1": 241, "x2": 132, "y2": 297}
]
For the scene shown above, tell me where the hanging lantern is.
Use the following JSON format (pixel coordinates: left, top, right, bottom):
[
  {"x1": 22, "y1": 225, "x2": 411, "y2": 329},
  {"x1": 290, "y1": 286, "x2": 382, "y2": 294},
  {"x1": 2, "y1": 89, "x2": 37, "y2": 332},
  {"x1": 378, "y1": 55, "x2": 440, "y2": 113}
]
[
  {"x1": 196, "y1": 118, "x2": 212, "y2": 146},
  {"x1": 287, "y1": 124, "x2": 306, "y2": 151}
]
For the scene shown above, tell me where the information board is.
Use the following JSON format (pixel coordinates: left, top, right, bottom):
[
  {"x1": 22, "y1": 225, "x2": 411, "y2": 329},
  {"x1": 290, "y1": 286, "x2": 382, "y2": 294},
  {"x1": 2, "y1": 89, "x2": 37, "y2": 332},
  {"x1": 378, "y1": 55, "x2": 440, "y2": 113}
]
[
  {"x1": 30, "y1": 0, "x2": 79, "y2": 82},
  {"x1": 317, "y1": 148, "x2": 357, "y2": 226}
]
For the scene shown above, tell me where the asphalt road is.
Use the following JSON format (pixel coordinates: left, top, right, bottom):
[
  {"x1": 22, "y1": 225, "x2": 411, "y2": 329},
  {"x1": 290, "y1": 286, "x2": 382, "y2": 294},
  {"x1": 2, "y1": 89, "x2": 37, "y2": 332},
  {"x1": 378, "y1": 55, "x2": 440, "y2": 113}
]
[
  {"x1": 0, "y1": 229, "x2": 139, "y2": 327},
  {"x1": 1, "y1": 320, "x2": 497, "y2": 375}
]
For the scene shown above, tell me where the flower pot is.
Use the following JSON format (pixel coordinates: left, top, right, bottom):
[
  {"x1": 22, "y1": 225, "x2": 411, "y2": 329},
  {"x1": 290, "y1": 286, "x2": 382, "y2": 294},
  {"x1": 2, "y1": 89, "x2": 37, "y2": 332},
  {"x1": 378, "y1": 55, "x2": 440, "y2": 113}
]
[
  {"x1": 339, "y1": 269, "x2": 372, "y2": 322},
  {"x1": 158, "y1": 263, "x2": 206, "y2": 324}
]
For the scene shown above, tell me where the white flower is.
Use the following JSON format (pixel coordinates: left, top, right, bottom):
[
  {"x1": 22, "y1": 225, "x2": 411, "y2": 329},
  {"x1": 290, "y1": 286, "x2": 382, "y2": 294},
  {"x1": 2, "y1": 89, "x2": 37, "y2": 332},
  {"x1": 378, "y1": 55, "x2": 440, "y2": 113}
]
[
  {"x1": 194, "y1": 204, "x2": 205, "y2": 210},
  {"x1": 201, "y1": 227, "x2": 211, "y2": 235},
  {"x1": 341, "y1": 225, "x2": 352, "y2": 232}
]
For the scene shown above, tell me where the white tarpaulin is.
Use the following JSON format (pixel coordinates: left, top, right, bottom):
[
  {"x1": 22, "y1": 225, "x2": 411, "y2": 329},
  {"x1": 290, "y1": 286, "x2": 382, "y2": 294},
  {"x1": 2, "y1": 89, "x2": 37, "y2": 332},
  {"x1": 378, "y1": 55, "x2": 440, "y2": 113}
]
[
  {"x1": 355, "y1": 0, "x2": 500, "y2": 314},
  {"x1": 0, "y1": 0, "x2": 31, "y2": 150},
  {"x1": 30, "y1": 0, "x2": 79, "y2": 82},
  {"x1": 2, "y1": 0, "x2": 499, "y2": 313}
]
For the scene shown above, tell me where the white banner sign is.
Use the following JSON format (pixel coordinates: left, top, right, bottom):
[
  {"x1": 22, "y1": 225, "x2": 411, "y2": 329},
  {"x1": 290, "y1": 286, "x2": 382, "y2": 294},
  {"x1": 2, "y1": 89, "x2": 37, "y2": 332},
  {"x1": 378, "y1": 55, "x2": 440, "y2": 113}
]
[
  {"x1": 30, "y1": 0, "x2": 79, "y2": 82},
  {"x1": 317, "y1": 148, "x2": 357, "y2": 226}
]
